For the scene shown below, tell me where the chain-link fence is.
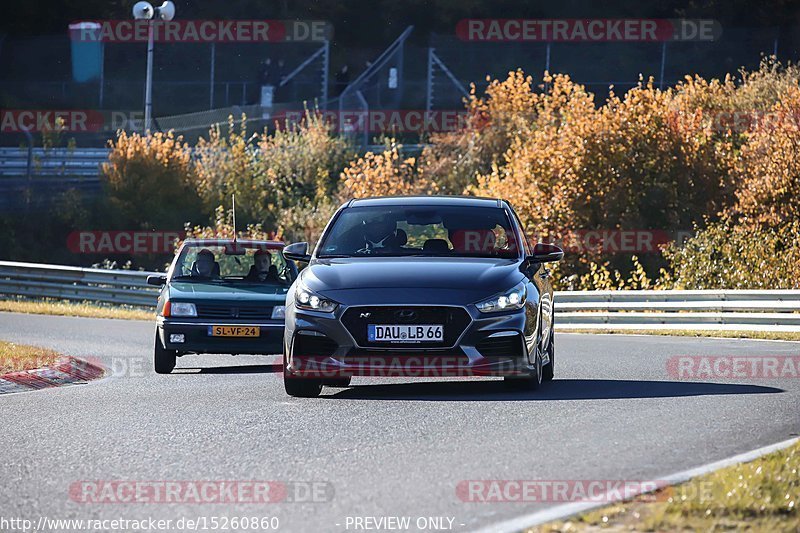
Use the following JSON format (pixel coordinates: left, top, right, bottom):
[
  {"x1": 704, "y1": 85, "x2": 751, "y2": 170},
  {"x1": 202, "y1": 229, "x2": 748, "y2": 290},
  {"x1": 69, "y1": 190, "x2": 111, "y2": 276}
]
[
  {"x1": 0, "y1": 24, "x2": 794, "y2": 148},
  {"x1": 0, "y1": 33, "x2": 328, "y2": 114},
  {"x1": 427, "y1": 27, "x2": 783, "y2": 111}
]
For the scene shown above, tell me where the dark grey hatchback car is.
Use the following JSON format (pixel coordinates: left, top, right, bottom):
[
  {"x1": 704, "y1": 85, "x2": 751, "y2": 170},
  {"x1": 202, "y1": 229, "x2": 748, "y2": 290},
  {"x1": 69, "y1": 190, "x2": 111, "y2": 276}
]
[{"x1": 281, "y1": 196, "x2": 564, "y2": 397}]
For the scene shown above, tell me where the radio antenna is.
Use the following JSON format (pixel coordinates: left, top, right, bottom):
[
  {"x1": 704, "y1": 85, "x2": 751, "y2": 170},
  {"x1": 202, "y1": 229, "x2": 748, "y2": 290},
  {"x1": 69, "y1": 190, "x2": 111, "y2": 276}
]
[{"x1": 232, "y1": 193, "x2": 237, "y2": 242}]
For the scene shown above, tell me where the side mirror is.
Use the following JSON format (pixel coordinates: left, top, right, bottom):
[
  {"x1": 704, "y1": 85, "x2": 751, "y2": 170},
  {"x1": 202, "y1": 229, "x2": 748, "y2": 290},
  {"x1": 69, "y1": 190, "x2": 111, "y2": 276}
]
[
  {"x1": 146, "y1": 274, "x2": 167, "y2": 286},
  {"x1": 528, "y1": 243, "x2": 564, "y2": 264},
  {"x1": 283, "y1": 242, "x2": 311, "y2": 263}
]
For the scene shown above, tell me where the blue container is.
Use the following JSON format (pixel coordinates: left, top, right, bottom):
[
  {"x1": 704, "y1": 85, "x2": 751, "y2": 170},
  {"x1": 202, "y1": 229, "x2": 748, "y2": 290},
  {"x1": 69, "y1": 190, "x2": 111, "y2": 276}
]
[{"x1": 69, "y1": 22, "x2": 104, "y2": 82}]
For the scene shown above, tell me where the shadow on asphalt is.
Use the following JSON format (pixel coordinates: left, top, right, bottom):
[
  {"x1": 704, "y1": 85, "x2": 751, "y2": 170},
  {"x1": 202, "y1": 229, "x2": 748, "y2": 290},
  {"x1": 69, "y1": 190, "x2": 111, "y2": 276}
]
[
  {"x1": 174, "y1": 364, "x2": 282, "y2": 375},
  {"x1": 325, "y1": 379, "x2": 784, "y2": 401}
]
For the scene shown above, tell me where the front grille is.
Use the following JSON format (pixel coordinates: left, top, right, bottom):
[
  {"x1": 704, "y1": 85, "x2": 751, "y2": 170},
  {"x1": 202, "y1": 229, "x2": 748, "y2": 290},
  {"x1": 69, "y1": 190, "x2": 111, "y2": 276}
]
[
  {"x1": 294, "y1": 334, "x2": 338, "y2": 357},
  {"x1": 196, "y1": 304, "x2": 273, "y2": 320},
  {"x1": 346, "y1": 347, "x2": 466, "y2": 357},
  {"x1": 341, "y1": 306, "x2": 471, "y2": 347},
  {"x1": 475, "y1": 334, "x2": 524, "y2": 358}
]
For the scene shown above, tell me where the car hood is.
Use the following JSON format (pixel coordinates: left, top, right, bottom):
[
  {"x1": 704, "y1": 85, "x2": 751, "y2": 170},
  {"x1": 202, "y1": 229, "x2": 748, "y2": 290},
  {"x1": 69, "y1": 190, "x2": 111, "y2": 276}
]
[
  {"x1": 168, "y1": 281, "x2": 290, "y2": 303},
  {"x1": 302, "y1": 257, "x2": 524, "y2": 300}
]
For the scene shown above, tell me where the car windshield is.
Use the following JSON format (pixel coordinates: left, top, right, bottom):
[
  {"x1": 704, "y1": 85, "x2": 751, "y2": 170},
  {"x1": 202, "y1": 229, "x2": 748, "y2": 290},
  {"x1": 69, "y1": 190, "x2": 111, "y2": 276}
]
[
  {"x1": 317, "y1": 205, "x2": 521, "y2": 258},
  {"x1": 171, "y1": 243, "x2": 292, "y2": 284}
]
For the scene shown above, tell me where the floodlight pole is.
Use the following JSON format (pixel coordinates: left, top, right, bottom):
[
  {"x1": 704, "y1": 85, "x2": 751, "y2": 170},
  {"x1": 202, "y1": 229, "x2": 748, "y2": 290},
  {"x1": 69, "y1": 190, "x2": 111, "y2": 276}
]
[
  {"x1": 144, "y1": 20, "x2": 155, "y2": 133},
  {"x1": 134, "y1": 1, "x2": 174, "y2": 133}
]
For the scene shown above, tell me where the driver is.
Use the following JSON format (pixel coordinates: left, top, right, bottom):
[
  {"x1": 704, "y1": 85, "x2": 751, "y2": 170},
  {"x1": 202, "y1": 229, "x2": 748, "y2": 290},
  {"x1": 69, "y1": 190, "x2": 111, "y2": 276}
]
[
  {"x1": 192, "y1": 249, "x2": 218, "y2": 278},
  {"x1": 360, "y1": 216, "x2": 402, "y2": 253}
]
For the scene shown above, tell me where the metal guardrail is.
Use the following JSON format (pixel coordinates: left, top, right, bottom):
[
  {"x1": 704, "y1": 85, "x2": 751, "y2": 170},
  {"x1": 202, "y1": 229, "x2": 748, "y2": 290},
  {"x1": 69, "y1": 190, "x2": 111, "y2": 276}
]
[
  {"x1": 0, "y1": 144, "x2": 419, "y2": 182},
  {"x1": 0, "y1": 148, "x2": 109, "y2": 177},
  {"x1": 557, "y1": 290, "x2": 800, "y2": 331},
  {"x1": 0, "y1": 148, "x2": 106, "y2": 211},
  {"x1": 0, "y1": 261, "x2": 799, "y2": 331},
  {"x1": 0, "y1": 261, "x2": 159, "y2": 308}
]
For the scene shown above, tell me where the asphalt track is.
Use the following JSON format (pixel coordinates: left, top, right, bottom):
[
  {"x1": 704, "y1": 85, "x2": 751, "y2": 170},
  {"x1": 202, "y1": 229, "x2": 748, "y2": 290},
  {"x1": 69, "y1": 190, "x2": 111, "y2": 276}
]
[{"x1": 0, "y1": 311, "x2": 798, "y2": 532}]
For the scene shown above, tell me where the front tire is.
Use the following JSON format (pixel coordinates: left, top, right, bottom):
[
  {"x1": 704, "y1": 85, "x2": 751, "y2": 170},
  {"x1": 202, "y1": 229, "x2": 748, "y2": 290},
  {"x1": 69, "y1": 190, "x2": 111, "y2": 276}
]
[
  {"x1": 542, "y1": 319, "x2": 555, "y2": 382},
  {"x1": 283, "y1": 347, "x2": 323, "y2": 397},
  {"x1": 154, "y1": 331, "x2": 176, "y2": 374},
  {"x1": 284, "y1": 374, "x2": 323, "y2": 397},
  {"x1": 504, "y1": 344, "x2": 542, "y2": 390}
]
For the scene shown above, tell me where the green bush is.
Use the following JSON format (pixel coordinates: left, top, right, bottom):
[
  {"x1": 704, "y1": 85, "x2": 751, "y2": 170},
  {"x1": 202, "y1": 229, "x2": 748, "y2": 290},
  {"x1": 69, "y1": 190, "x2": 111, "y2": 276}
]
[
  {"x1": 276, "y1": 198, "x2": 339, "y2": 245},
  {"x1": 664, "y1": 221, "x2": 800, "y2": 289},
  {"x1": 193, "y1": 112, "x2": 353, "y2": 230}
]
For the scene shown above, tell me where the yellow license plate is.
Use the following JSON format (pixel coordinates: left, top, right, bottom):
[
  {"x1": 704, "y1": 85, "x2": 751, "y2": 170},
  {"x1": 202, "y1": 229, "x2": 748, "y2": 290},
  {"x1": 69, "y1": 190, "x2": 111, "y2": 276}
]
[{"x1": 209, "y1": 326, "x2": 260, "y2": 337}]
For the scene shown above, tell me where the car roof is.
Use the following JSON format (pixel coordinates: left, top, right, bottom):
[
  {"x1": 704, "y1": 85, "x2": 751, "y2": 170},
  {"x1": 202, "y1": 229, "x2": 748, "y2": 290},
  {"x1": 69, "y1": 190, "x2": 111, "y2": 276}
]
[
  {"x1": 181, "y1": 239, "x2": 284, "y2": 249},
  {"x1": 348, "y1": 195, "x2": 504, "y2": 208}
]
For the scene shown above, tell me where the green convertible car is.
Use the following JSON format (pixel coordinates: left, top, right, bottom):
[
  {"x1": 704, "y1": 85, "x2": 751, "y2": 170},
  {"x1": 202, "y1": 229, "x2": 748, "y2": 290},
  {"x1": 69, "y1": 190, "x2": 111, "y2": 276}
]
[{"x1": 147, "y1": 239, "x2": 297, "y2": 374}]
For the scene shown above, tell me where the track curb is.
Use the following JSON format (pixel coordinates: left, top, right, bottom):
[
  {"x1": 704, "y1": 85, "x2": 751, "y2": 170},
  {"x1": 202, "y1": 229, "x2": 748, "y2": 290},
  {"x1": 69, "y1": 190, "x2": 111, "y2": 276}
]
[{"x1": 0, "y1": 356, "x2": 106, "y2": 395}]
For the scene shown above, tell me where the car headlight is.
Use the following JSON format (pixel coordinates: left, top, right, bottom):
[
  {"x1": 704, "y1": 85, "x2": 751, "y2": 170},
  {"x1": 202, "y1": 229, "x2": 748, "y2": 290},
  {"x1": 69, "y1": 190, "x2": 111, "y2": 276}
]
[
  {"x1": 170, "y1": 302, "x2": 197, "y2": 317},
  {"x1": 294, "y1": 283, "x2": 338, "y2": 313},
  {"x1": 475, "y1": 282, "x2": 527, "y2": 313},
  {"x1": 271, "y1": 305, "x2": 286, "y2": 320}
]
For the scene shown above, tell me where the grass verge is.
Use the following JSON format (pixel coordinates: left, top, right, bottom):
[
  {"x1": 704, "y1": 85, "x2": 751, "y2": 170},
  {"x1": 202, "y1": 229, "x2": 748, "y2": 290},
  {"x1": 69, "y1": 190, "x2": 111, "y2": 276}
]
[
  {"x1": 531, "y1": 440, "x2": 800, "y2": 532},
  {"x1": 0, "y1": 340, "x2": 61, "y2": 374},
  {"x1": 0, "y1": 298, "x2": 153, "y2": 321},
  {"x1": 563, "y1": 328, "x2": 800, "y2": 342}
]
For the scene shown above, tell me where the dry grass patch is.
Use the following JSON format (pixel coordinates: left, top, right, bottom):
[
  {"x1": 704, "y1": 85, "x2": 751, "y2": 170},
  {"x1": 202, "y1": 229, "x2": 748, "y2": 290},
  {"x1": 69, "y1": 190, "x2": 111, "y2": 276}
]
[
  {"x1": 531, "y1": 440, "x2": 800, "y2": 532},
  {"x1": 563, "y1": 329, "x2": 800, "y2": 342},
  {"x1": 0, "y1": 299, "x2": 153, "y2": 321},
  {"x1": 0, "y1": 340, "x2": 61, "y2": 374}
]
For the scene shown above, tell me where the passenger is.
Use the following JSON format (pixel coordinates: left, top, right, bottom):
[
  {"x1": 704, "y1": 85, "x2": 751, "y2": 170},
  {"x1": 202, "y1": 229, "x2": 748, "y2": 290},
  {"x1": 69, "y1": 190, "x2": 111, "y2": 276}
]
[{"x1": 246, "y1": 249, "x2": 281, "y2": 282}]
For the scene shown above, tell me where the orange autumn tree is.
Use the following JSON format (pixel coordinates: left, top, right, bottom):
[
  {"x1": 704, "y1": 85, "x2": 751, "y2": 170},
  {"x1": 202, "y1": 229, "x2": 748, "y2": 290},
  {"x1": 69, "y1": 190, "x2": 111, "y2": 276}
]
[
  {"x1": 102, "y1": 130, "x2": 202, "y2": 229},
  {"x1": 340, "y1": 142, "x2": 437, "y2": 199},
  {"x1": 474, "y1": 72, "x2": 597, "y2": 241},
  {"x1": 421, "y1": 70, "x2": 539, "y2": 194},
  {"x1": 467, "y1": 70, "x2": 732, "y2": 282},
  {"x1": 666, "y1": 83, "x2": 800, "y2": 289},
  {"x1": 732, "y1": 85, "x2": 800, "y2": 227}
]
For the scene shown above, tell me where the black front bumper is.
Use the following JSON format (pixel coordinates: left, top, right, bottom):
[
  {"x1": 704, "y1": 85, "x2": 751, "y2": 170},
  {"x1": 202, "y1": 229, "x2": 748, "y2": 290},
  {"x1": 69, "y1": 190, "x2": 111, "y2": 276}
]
[
  {"x1": 285, "y1": 304, "x2": 537, "y2": 377},
  {"x1": 157, "y1": 317, "x2": 284, "y2": 355}
]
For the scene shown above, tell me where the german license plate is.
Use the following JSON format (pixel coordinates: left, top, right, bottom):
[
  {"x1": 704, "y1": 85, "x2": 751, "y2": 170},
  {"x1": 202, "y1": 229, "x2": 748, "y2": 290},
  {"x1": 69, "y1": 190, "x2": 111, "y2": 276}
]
[
  {"x1": 368, "y1": 324, "x2": 443, "y2": 343},
  {"x1": 208, "y1": 326, "x2": 260, "y2": 337}
]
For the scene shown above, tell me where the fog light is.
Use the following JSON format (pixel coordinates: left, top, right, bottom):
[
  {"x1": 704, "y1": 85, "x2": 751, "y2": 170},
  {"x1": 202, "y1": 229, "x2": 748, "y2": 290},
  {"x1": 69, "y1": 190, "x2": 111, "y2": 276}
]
[{"x1": 169, "y1": 333, "x2": 185, "y2": 343}]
